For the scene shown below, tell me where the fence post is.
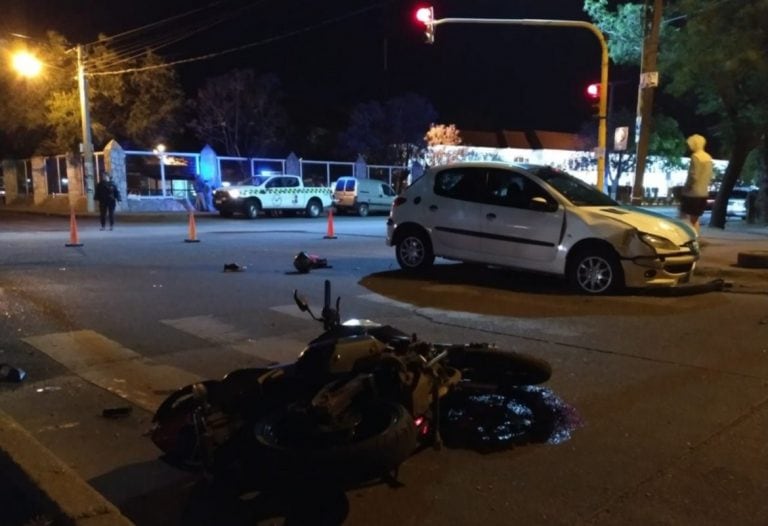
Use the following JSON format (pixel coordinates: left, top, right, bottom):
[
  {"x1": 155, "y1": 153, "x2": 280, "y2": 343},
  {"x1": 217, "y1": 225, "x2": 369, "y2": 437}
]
[
  {"x1": 104, "y1": 140, "x2": 127, "y2": 207},
  {"x1": 31, "y1": 156, "x2": 47, "y2": 205},
  {"x1": 354, "y1": 154, "x2": 367, "y2": 179}
]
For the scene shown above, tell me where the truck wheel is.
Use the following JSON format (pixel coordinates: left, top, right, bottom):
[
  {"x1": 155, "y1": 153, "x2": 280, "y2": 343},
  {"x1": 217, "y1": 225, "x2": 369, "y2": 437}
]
[
  {"x1": 305, "y1": 198, "x2": 323, "y2": 218},
  {"x1": 244, "y1": 200, "x2": 261, "y2": 219},
  {"x1": 357, "y1": 203, "x2": 369, "y2": 217}
]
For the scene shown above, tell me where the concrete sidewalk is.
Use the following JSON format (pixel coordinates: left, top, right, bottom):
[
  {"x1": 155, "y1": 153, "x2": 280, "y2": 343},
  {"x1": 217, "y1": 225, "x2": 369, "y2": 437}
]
[{"x1": 0, "y1": 217, "x2": 765, "y2": 526}]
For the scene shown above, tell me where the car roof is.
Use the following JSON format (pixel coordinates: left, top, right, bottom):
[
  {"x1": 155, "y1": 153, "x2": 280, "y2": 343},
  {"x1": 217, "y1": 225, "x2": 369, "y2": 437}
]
[{"x1": 426, "y1": 161, "x2": 545, "y2": 172}]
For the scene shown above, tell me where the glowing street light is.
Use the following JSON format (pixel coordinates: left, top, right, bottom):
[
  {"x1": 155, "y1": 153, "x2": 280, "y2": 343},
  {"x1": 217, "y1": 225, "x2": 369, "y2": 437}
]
[{"x1": 11, "y1": 51, "x2": 42, "y2": 77}]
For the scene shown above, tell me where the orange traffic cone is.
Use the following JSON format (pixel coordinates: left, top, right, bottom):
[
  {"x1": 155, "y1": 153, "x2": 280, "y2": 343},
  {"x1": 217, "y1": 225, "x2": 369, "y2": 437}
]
[
  {"x1": 323, "y1": 208, "x2": 337, "y2": 239},
  {"x1": 185, "y1": 212, "x2": 200, "y2": 243},
  {"x1": 65, "y1": 208, "x2": 83, "y2": 247}
]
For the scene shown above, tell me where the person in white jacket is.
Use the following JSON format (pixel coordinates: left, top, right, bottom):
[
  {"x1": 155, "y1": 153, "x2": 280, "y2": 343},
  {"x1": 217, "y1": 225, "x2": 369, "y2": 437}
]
[{"x1": 680, "y1": 134, "x2": 713, "y2": 234}]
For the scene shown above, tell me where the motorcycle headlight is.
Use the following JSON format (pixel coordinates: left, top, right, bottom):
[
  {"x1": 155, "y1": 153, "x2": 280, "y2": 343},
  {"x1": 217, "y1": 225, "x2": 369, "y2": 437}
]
[
  {"x1": 228, "y1": 189, "x2": 240, "y2": 198},
  {"x1": 639, "y1": 232, "x2": 679, "y2": 251}
]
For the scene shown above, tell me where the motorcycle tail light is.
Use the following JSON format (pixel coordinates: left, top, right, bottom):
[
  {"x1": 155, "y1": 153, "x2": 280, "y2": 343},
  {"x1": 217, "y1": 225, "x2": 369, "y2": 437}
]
[
  {"x1": 414, "y1": 416, "x2": 430, "y2": 437},
  {"x1": 393, "y1": 196, "x2": 407, "y2": 207}
]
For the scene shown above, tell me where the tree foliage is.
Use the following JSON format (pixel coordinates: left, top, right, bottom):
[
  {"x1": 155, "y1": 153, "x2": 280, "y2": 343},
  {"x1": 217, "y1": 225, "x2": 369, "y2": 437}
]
[
  {"x1": 423, "y1": 123, "x2": 465, "y2": 166},
  {"x1": 583, "y1": 0, "x2": 645, "y2": 65},
  {"x1": 662, "y1": 0, "x2": 768, "y2": 227},
  {"x1": 188, "y1": 69, "x2": 287, "y2": 157},
  {"x1": 585, "y1": 0, "x2": 768, "y2": 226},
  {"x1": 0, "y1": 32, "x2": 185, "y2": 157},
  {"x1": 337, "y1": 93, "x2": 437, "y2": 165}
]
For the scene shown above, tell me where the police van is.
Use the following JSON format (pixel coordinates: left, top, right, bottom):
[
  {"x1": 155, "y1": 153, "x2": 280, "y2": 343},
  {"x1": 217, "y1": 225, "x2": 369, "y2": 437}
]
[{"x1": 333, "y1": 177, "x2": 397, "y2": 217}]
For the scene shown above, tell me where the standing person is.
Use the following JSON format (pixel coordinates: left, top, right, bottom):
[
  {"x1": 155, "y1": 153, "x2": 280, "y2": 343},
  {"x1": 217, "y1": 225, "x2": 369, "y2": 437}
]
[
  {"x1": 679, "y1": 134, "x2": 713, "y2": 235},
  {"x1": 94, "y1": 173, "x2": 121, "y2": 230}
]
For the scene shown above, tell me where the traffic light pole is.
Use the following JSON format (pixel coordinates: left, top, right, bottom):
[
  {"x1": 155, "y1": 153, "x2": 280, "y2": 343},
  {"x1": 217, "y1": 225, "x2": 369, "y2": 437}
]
[{"x1": 428, "y1": 17, "x2": 609, "y2": 191}]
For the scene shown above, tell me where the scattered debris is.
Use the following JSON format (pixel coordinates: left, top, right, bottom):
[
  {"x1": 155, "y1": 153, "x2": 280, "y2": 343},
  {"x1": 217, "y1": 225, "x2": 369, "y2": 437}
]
[
  {"x1": 223, "y1": 263, "x2": 246, "y2": 272},
  {"x1": 36, "y1": 386, "x2": 61, "y2": 393},
  {"x1": 102, "y1": 406, "x2": 133, "y2": 418},
  {"x1": 293, "y1": 252, "x2": 330, "y2": 274},
  {"x1": 0, "y1": 363, "x2": 26, "y2": 382}
]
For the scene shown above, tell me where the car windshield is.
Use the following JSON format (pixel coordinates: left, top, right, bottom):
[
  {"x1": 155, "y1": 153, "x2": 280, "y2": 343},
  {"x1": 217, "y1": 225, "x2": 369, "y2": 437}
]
[
  {"x1": 522, "y1": 165, "x2": 618, "y2": 206},
  {"x1": 234, "y1": 176, "x2": 267, "y2": 186}
]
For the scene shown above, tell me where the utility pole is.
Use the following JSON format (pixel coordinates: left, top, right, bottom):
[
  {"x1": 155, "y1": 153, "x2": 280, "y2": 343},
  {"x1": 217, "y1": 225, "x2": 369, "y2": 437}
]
[
  {"x1": 77, "y1": 45, "x2": 96, "y2": 213},
  {"x1": 631, "y1": 0, "x2": 663, "y2": 205}
]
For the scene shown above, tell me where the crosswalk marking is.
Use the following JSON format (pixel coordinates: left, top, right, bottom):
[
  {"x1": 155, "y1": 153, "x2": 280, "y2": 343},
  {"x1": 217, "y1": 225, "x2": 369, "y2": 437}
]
[
  {"x1": 23, "y1": 330, "x2": 202, "y2": 412},
  {"x1": 161, "y1": 315, "x2": 249, "y2": 344}
]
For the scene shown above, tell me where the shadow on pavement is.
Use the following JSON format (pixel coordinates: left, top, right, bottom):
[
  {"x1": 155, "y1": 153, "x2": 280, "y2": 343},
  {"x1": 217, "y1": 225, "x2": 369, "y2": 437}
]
[{"x1": 361, "y1": 264, "x2": 726, "y2": 318}]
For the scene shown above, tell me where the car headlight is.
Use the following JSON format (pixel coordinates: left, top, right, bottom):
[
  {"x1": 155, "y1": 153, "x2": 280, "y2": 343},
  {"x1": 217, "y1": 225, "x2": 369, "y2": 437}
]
[
  {"x1": 228, "y1": 189, "x2": 240, "y2": 198},
  {"x1": 639, "y1": 232, "x2": 679, "y2": 251}
]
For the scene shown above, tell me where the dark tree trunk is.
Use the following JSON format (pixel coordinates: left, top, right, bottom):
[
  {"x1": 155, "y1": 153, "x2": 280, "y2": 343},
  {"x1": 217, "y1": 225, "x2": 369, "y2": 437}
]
[{"x1": 709, "y1": 137, "x2": 755, "y2": 229}]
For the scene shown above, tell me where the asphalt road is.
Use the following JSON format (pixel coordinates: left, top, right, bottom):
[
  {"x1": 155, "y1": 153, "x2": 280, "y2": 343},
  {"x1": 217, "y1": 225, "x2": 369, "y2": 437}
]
[{"x1": 1, "y1": 212, "x2": 767, "y2": 525}]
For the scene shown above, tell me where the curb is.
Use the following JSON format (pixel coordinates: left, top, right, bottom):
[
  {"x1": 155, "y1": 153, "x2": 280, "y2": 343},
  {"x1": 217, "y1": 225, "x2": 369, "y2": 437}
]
[{"x1": 0, "y1": 409, "x2": 134, "y2": 526}]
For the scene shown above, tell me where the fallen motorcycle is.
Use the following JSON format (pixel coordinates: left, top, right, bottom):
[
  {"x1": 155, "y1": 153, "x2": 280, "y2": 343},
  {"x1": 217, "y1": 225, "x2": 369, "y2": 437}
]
[{"x1": 150, "y1": 280, "x2": 553, "y2": 485}]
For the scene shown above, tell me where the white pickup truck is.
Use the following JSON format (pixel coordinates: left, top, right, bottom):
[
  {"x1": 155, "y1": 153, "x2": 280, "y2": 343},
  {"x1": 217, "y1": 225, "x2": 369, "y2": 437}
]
[{"x1": 213, "y1": 174, "x2": 332, "y2": 218}]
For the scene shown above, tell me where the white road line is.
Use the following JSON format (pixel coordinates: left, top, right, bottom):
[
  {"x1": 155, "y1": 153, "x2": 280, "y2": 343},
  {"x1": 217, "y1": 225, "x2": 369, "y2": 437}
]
[
  {"x1": 22, "y1": 330, "x2": 202, "y2": 412},
  {"x1": 161, "y1": 315, "x2": 249, "y2": 344},
  {"x1": 163, "y1": 314, "x2": 309, "y2": 364}
]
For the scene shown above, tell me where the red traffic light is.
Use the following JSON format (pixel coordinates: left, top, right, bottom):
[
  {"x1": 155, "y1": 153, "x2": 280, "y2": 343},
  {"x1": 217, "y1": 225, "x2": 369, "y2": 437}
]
[
  {"x1": 586, "y1": 83, "x2": 600, "y2": 100},
  {"x1": 415, "y1": 6, "x2": 433, "y2": 25}
]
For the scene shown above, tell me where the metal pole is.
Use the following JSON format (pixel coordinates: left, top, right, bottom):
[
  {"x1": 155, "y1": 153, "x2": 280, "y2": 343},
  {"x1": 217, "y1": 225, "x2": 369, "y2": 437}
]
[
  {"x1": 160, "y1": 156, "x2": 166, "y2": 196},
  {"x1": 432, "y1": 17, "x2": 609, "y2": 191},
  {"x1": 77, "y1": 45, "x2": 96, "y2": 212}
]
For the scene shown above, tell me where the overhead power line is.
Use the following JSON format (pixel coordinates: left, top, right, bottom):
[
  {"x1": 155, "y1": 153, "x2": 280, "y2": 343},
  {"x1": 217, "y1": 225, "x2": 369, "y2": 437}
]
[{"x1": 89, "y1": 2, "x2": 384, "y2": 77}]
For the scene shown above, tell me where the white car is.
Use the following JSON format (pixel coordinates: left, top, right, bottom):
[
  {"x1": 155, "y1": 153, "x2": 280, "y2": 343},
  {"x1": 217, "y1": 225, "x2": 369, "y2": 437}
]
[
  {"x1": 726, "y1": 187, "x2": 757, "y2": 218},
  {"x1": 386, "y1": 162, "x2": 700, "y2": 294}
]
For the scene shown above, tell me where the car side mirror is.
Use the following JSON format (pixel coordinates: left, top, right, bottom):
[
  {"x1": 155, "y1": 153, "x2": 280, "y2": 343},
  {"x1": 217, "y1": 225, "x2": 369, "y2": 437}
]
[{"x1": 530, "y1": 196, "x2": 557, "y2": 212}]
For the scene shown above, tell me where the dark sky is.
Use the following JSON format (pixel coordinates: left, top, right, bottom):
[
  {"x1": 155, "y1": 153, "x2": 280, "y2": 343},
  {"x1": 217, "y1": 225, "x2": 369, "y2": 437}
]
[{"x1": 3, "y1": 0, "x2": 635, "y2": 134}]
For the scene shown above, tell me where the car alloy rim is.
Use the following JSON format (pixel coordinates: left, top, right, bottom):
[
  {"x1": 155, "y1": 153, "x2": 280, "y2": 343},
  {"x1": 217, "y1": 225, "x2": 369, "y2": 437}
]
[
  {"x1": 401, "y1": 237, "x2": 423, "y2": 266},
  {"x1": 576, "y1": 256, "x2": 612, "y2": 293}
]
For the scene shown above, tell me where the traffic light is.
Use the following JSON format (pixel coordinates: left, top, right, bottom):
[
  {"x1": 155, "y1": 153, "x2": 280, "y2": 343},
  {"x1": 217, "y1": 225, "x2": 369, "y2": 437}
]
[
  {"x1": 415, "y1": 6, "x2": 435, "y2": 44},
  {"x1": 586, "y1": 82, "x2": 600, "y2": 115}
]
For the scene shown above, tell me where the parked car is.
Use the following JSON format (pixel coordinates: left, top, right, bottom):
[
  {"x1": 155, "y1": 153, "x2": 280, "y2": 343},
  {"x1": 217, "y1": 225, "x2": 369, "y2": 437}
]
[
  {"x1": 726, "y1": 187, "x2": 757, "y2": 219},
  {"x1": 333, "y1": 177, "x2": 397, "y2": 216},
  {"x1": 386, "y1": 162, "x2": 700, "y2": 295}
]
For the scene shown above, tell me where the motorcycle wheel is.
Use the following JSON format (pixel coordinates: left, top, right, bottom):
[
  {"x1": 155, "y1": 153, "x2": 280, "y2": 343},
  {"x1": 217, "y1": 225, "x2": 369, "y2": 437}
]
[
  {"x1": 440, "y1": 386, "x2": 556, "y2": 451},
  {"x1": 253, "y1": 400, "x2": 417, "y2": 483},
  {"x1": 447, "y1": 348, "x2": 552, "y2": 386},
  {"x1": 150, "y1": 380, "x2": 223, "y2": 470}
]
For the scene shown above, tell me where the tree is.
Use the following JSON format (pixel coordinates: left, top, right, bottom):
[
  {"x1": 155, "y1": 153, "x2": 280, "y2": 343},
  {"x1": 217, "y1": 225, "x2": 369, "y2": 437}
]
[
  {"x1": 586, "y1": 0, "x2": 768, "y2": 227},
  {"x1": 423, "y1": 124, "x2": 465, "y2": 167},
  {"x1": 662, "y1": 0, "x2": 768, "y2": 228},
  {"x1": 583, "y1": 0, "x2": 645, "y2": 65},
  {"x1": 0, "y1": 32, "x2": 186, "y2": 156},
  {"x1": 337, "y1": 93, "x2": 437, "y2": 165},
  {"x1": 189, "y1": 69, "x2": 288, "y2": 157}
]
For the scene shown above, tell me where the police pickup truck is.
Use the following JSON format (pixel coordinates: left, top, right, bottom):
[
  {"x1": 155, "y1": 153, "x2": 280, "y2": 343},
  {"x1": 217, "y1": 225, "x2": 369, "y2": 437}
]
[{"x1": 213, "y1": 174, "x2": 332, "y2": 218}]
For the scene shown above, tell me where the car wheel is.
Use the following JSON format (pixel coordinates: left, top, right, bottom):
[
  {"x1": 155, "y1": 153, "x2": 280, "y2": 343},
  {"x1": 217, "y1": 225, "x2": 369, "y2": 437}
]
[
  {"x1": 567, "y1": 246, "x2": 623, "y2": 294},
  {"x1": 244, "y1": 200, "x2": 260, "y2": 219},
  {"x1": 357, "y1": 203, "x2": 369, "y2": 217},
  {"x1": 306, "y1": 198, "x2": 323, "y2": 218},
  {"x1": 395, "y1": 230, "x2": 434, "y2": 271}
]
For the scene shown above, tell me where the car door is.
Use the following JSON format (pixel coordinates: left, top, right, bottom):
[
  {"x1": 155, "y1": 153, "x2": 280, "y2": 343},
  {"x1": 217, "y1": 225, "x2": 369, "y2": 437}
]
[
  {"x1": 425, "y1": 167, "x2": 485, "y2": 259},
  {"x1": 374, "y1": 182, "x2": 396, "y2": 211},
  {"x1": 479, "y1": 168, "x2": 564, "y2": 265}
]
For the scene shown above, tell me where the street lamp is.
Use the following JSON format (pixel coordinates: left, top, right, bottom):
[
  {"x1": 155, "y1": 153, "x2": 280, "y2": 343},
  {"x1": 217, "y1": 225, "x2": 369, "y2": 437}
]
[
  {"x1": 11, "y1": 51, "x2": 42, "y2": 77},
  {"x1": 153, "y1": 143, "x2": 167, "y2": 197}
]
